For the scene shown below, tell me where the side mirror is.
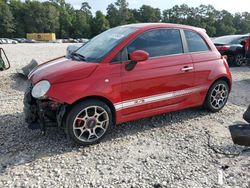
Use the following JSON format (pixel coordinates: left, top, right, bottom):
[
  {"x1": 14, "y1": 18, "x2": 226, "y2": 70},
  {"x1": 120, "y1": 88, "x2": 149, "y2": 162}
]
[
  {"x1": 125, "y1": 50, "x2": 149, "y2": 71},
  {"x1": 130, "y1": 50, "x2": 149, "y2": 62}
]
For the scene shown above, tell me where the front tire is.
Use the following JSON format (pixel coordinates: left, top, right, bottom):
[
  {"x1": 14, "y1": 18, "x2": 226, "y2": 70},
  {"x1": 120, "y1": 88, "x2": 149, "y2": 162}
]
[
  {"x1": 204, "y1": 80, "x2": 229, "y2": 112},
  {"x1": 66, "y1": 99, "x2": 113, "y2": 145}
]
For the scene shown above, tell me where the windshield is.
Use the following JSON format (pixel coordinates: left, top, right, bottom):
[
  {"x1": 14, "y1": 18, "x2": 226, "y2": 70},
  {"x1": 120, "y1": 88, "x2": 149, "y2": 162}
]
[
  {"x1": 74, "y1": 26, "x2": 137, "y2": 62},
  {"x1": 213, "y1": 36, "x2": 242, "y2": 44}
]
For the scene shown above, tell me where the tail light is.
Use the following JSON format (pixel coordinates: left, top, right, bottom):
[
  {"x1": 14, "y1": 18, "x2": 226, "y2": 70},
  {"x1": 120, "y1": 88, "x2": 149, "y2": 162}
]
[
  {"x1": 222, "y1": 55, "x2": 229, "y2": 67},
  {"x1": 222, "y1": 55, "x2": 228, "y2": 60},
  {"x1": 245, "y1": 36, "x2": 250, "y2": 52},
  {"x1": 216, "y1": 45, "x2": 230, "y2": 51}
]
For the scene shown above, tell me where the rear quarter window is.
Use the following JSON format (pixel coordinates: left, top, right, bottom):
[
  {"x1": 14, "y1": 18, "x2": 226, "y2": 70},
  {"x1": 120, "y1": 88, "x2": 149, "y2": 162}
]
[{"x1": 184, "y1": 30, "x2": 210, "y2": 52}]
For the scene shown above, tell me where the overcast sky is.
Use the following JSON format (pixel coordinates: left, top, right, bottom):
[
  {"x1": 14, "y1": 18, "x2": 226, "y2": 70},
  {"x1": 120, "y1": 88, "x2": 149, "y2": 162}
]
[{"x1": 68, "y1": 0, "x2": 250, "y2": 14}]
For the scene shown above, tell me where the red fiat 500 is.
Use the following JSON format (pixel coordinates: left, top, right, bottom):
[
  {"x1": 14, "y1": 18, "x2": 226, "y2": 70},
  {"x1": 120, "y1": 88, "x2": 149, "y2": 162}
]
[{"x1": 24, "y1": 23, "x2": 232, "y2": 145}]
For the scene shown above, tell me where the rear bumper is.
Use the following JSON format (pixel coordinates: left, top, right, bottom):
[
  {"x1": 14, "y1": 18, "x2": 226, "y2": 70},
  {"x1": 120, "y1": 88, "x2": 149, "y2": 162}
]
[{"x1": 23, "y1": 83, "x2": 66, "y2": 131}]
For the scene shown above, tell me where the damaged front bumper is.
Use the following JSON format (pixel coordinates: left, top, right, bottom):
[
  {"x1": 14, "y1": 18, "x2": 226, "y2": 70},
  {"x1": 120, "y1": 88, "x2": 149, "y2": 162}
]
[{"x1": 23, "y1": 83, "x2": 66, "y2": 132}]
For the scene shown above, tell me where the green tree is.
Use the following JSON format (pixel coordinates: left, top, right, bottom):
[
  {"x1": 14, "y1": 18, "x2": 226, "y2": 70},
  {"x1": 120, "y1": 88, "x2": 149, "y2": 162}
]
[
  {"x1": 0, "y1": 1, "x2": 15, "y2": 37},
  {"x1": 138, "y1": 5, "x2": 161, "y2": 22},
  {"x1": 81, "y1": 1, "x2": 92, "y2": 17},
  {"x1": 70, "y1": 2, "x2": 92, "y2": 38},
  {"x1": 49, "y1": 0, "x2": 74, "y2": 38},
  {"x1": 1, "y1": 1, "x2": 250, "y2": 39},
  {"x1": 106, "y1": 0, "x2": 131, "y2": 27},
  {"x1": 215, "y1": 10, "x2": 236, "y2": 36},
  {"x1": 106, "y1": 4, "x2": 119, "y2": 27},
  {"x1": 91, "y1": 11, "x2": 110, "y2": 37},
  {"x1": 71, "y1": 9, "x2": 91, "y2": 38},
  {"x1": 128, "y1": 8, "x2": 140, "y2": 23},
  {"x1": 162, "y1": 4, "x2": 218, "y2": 36},
  {"x1": 42, "y1": 2, "x2": 60, "y2": 33},
  {"x1": 23, "y1": 1, "x2": 59, "y2": 34},
  {"x1": 9, "y1": 0, "x2": 25, "y2": 37},
  {"x1": 233, "y1": 12, "x2": 250, "y2": 34}
]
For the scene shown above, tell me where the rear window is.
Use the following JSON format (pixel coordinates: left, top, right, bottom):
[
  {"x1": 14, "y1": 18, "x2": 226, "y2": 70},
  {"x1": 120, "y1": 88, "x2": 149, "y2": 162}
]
[{"x1": 184, "y1": 30, "x2": 210, "y2": 53}]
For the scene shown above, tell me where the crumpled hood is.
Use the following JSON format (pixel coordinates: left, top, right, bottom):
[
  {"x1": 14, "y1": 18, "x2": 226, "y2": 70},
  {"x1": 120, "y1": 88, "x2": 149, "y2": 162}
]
[{"x1": 29, "y1": 57, "x2": 98, "y2": 84}]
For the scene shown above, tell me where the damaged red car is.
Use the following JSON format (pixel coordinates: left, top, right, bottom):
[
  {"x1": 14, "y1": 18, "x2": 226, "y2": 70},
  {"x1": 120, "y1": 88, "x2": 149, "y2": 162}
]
[{"x1": 24, "y1": 23, "x2": 232, "y2": 145}]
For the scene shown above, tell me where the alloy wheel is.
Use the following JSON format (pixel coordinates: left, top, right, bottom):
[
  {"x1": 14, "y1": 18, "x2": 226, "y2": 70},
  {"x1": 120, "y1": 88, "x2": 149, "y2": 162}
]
[
  {"x1": 73, "y1": 106, "x2": 109, "y2": 143},
  {"x1": 235, "y1": 54, "x2": 244, "y2": 66},
  {"x1": 210, "y1": 83, "x2": 228, "y2": 109}
]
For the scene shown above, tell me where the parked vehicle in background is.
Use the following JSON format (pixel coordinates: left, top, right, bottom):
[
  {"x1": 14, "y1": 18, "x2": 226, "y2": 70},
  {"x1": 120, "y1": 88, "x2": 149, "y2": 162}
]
[
  {"x1": 24, "y1": 23, "x2": 232, "y2": 145},
  {"x1": 0, "y1": 38, "x2": 18, "y2": 44},
  {"x1": 244, "y1": 35, "x2": 250, "y2": 66},
  {"x1": 13, "y1": 38, "x2": 27, "y2": 43},
  {"x1": 212, "y1": 34, "x2": 249, "y2": 66},
  {"x1": 62, "y1": 38, "x2": 89, "y2": 43},
  {"x1": 76, "y1": 38, "x2": 89, "y2": 43},
  {"x1": 25, "y1": 39, "x2": 38, "y2": 43}
]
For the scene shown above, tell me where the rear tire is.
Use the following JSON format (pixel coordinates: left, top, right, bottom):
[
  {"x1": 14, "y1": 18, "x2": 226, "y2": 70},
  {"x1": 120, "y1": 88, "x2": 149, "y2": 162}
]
[
  {"x1": 65, "y1": 99, "x2": 113, "y2": 145},
  {"x1": 204, "y1": 80, "x2": 229, "y2": 112}
]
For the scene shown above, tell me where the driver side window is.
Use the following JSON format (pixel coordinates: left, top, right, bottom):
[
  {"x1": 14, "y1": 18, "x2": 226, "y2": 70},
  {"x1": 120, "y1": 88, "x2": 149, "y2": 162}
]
[{"x1": 127, "y1": 29, "x2": 183, "y2": 59}]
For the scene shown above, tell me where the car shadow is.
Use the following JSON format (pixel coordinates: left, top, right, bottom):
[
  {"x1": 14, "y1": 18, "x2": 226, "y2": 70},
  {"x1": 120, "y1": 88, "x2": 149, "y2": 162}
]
[{"x1": 0, "y1": 107, "x2": 211, "y2": 174}]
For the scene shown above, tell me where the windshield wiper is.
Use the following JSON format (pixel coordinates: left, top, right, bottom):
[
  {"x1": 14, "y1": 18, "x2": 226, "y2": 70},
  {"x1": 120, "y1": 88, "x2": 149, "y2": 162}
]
[{"x1": 71, "y1": 52, "x2": 86, "y2": 61}]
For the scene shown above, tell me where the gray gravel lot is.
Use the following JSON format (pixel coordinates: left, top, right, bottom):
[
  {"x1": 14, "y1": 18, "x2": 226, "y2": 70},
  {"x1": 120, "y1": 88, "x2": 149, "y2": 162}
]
[{"x1": 0, "y1": 43, "x2": 250, "y2": 187}]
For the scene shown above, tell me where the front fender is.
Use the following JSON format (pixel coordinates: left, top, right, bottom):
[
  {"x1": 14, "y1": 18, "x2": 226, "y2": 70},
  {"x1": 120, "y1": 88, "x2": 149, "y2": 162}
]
[{"x1": 45, "y1": 64, "x2": 122, "y2": 106}]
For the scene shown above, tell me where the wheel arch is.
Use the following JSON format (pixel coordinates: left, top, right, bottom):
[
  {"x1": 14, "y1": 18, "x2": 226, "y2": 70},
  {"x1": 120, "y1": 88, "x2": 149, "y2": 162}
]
[
  {"x1": 203, "y1": 76, "x2": 231, "y2": 111},
  {"x1": 204, "y1": 76, "x2": 232, "y2": 103},
  {"x1": 62, "y1": 96, "x2": 116, "y2": 127},
  {"x1": 213, "y1": 76, "x2": 232, "y2": 91}
]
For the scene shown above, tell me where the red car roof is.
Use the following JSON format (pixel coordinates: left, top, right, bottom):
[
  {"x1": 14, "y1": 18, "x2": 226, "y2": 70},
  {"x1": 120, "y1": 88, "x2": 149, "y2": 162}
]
[{"x1": 120, "y1": 23, "x2": 206, "y2": 33}]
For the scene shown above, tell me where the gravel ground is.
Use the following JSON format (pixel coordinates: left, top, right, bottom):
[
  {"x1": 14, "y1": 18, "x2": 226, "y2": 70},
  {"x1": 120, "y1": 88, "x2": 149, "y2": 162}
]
[{"x1": 0, "y1": 43, "x2": 250, "y2": 187}]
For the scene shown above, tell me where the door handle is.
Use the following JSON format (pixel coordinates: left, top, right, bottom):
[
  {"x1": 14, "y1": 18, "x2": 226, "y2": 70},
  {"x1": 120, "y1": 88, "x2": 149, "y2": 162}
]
[{"x1": 181, "y1": 66, "x2": 194, "y2": 72}]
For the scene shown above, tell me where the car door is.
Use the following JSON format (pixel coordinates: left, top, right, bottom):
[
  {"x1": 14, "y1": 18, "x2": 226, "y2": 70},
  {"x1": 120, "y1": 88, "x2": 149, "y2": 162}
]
[
  {"x1": 120, "y1": 28, "x2": 195, "y2": 115},
  {"x1": 183, "y1": 30, "x2": 221, "y2": 104}
]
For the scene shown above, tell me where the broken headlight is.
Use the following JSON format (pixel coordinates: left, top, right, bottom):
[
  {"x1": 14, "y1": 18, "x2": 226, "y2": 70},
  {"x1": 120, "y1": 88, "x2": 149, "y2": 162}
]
[{"x1": 31, "y1": 80, "x2": 51, "y2": 99}]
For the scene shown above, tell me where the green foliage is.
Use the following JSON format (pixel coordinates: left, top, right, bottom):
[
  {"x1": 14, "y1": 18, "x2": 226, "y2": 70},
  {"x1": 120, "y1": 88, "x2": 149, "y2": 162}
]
[
  {"x1": 91, "y1": 11, "x2": 110, "y2": 37},
  {"x1": 22, "y1": 1, "x2": 60, "y2": 34},
  {"x1": 0, "y1": 0, "x2": 250, "y2": 38},
  {"x1": 0, "y1": 1, "x2": 15, "y2": 37},
  {"x1": 138, "y1": 5, "x2": 161, "y2": 22},
  {"x1": 71, "y1": 10, "x2": 91, "y2": 38},
  {"x1": 106, "y1": 0, "x2": 132, "y2": 27},
  {"x1": 9, "y1": 0, "x2": 26, "y2": 37}
]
